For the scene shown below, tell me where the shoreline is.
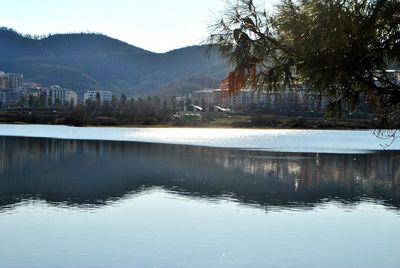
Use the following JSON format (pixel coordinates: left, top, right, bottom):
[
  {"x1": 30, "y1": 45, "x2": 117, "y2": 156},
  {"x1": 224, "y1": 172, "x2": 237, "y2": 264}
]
[
  {"x1": 0, "y1": 124, "x2": 398, "y2": 154},
  {"x1": 0, "y1": 116, "x2": 393, "y2": 130}
]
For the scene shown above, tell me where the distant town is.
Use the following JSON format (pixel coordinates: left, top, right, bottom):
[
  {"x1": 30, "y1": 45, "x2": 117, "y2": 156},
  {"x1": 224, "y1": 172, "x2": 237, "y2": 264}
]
[
  {"x1": 1, "y1": 70, "x2": 399, "y2": 128},
  {"x1": 0, "y1": 71, "x2": 109, "y2": 108}
]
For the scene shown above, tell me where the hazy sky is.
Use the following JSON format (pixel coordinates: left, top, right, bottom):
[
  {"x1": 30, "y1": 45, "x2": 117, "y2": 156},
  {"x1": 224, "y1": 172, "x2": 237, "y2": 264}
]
[{"x1": 0, "y1": 0, "x2": 274, "y2": 53}]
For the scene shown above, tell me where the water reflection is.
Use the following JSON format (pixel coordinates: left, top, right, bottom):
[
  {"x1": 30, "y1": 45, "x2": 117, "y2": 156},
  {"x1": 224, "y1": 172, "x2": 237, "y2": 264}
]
[{"x1": 0, "y1": 136, "x2": 399, "y2": 211}]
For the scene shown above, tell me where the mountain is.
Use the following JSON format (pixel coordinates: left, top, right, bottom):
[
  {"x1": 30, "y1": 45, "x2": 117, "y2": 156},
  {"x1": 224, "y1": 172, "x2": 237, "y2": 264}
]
[{"x1": 0, "y1": 27, "x2": 228, "y2": 96}]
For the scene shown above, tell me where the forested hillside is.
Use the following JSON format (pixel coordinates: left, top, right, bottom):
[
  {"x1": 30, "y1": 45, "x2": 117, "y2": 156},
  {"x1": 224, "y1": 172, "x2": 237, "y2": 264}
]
[{"x1": 0, "y1": 27, "x2": 227, "y2": 96}]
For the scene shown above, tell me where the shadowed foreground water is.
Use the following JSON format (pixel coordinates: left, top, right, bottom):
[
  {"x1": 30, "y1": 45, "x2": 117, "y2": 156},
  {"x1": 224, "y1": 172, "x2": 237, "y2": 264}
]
[{"x1": 0, "y1": 136, "x2": 399, "y2": 268}]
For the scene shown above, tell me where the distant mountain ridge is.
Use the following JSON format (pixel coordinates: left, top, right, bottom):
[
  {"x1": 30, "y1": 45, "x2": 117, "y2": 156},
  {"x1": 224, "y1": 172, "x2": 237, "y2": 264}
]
[{"x1": 0, "y1": 27, "x2": 228, "y2": 96}]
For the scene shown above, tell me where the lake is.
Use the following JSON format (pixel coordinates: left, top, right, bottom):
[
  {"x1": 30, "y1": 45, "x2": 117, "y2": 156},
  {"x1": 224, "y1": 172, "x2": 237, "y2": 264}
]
[{"x1": 0, "y1": 125, "x2": 399, "y2": 268}]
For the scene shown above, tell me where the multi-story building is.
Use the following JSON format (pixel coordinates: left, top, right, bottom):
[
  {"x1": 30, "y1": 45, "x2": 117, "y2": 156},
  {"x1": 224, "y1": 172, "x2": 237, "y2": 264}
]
[
  {"x1": 228, "y1": 89, "x2": 259, "y2": 109},
  {"x1": 191, "y1": 89, "x2": 223, "y2": 112},
  {"x1": 65, "y1": 90, "x2": 78, "y2": 107},
  {"x1": 191, "y1": 89, "x2": 222, "y2": 105},
  {"x1": 189, "y1": 86, "x2": 330, "y2": 117},
  {"x1": 0, "y1": 90, "x2": 22, "y2": 108},
  {"x1": 6, "y1": 73, "x2": 23, "y2": 89},
  {"x1": 0, "y1": 72, "x2": 7, "y2": 89},
  {"x1": 0, "y1": 72, "x2": 23, "y2": 89},
  {"x1": 45, "y1": 85, "x2": 78, "y2": 107},
  {"x1": 46, "y1": 85, "x2": 66, "y2": 106},
  {"x1": 84, "y1": 90, "x2": 112, "y2": 105},
  {"x1": 191, "y1": 88, "x2": 262, "y2": 111}
]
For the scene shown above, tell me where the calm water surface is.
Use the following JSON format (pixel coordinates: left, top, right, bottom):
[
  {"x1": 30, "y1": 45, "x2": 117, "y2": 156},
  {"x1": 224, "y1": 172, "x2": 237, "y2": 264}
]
[
  {"x1": 1, "y1": 124, "x2": 400, "y2": 153},
  {"x1": 0, "y1": 131, "x2": 399, "y2": 267}
]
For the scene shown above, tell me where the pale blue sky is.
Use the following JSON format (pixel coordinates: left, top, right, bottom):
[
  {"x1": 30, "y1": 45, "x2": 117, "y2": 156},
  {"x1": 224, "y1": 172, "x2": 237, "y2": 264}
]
[{"x1": 0, "y1": 0, "x2": 274, "y2": 53}]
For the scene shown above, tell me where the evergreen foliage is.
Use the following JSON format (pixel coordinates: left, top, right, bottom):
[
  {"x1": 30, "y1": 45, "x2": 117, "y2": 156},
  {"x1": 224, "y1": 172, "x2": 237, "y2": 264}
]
[{"x1": 207, "y1": 0, "x2": 400, "y2": 120}]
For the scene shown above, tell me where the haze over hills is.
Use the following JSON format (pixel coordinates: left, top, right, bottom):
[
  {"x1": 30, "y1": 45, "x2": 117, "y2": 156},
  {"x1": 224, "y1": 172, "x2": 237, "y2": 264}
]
[{"x1": 0, "y1": 27, "x2": 228, "y2": 96}]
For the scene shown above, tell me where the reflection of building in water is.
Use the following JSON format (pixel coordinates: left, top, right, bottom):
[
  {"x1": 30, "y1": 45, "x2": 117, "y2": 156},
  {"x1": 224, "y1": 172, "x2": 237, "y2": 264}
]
[
  {"x1": 0, "y1": 137, "x2": 78, "y2": 173},
  {"x1": 82, "y1": 140, "x2": 115, "y2": 157},
  {"x1": 0, "y1": 136, "x2": 399, "y2": 209},
  {"x1": 212, "y1": 151, "x2": 400, "y2": 195}
]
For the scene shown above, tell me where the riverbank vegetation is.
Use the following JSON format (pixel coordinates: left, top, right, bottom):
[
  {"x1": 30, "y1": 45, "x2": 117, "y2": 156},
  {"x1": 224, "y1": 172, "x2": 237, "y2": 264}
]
[{"x1": 0, "y1": 106, "x2": 390, "y2": 130}]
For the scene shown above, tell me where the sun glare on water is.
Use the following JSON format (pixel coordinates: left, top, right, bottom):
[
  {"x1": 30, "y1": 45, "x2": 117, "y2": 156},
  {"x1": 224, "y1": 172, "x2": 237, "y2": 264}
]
[{"x1": 124, "y1": 128, "x2": 303, "y2": 143}]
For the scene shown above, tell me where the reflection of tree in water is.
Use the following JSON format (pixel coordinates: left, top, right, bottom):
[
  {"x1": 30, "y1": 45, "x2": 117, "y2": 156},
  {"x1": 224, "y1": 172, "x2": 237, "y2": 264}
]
[
  {"x1": 374, "y1": 130, "x2": 400, "y2": 149},
  {"x1": 0, "y1": 136, "x2": 399, "y2": 211},
  {"x1": 214, "y1": 150, "x2": 400, "y2": 204}
]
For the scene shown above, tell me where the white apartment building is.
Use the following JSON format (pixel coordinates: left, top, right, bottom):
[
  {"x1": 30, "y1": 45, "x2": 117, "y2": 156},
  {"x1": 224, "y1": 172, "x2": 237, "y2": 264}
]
[
  {"x1": 0, "y1": 72, "x2": 23, "y2": 89},
  {"x1": 191, "y1": 88, "x2": 263, "y2": 111},
  {"x1": 228, "y1": 89, "x2": 259, "y2": 109},
  {"x1": 65, "y1": 90, "x2": 78, "y2": 107},
  {"x1": 191, "y1": 88, "x2": 225, "y2": 112},
  {"x1": 0, "y1": 72, "x2": 7, "y2": 89},
  {"x1": 84, "y1": 90, "x2": 112, "y2": 105},
  {"x1": 7, "y1": 73, "x2": 23, "y2": 89},
  {"x1": 46, "y1": 85, "x2": 78, "y2": 107},
  {"x1": 46, "y1": 85, "x2": 65, "y2": 106},
  {"x1": 191, "y1": 88, "x2": 222, "y2": 105}
]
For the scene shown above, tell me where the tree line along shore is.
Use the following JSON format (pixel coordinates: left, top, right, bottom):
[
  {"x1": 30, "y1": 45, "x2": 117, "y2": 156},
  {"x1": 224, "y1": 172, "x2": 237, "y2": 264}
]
[{"x1": 0, "y1": 106, "x2": 391, "y2": 130}]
